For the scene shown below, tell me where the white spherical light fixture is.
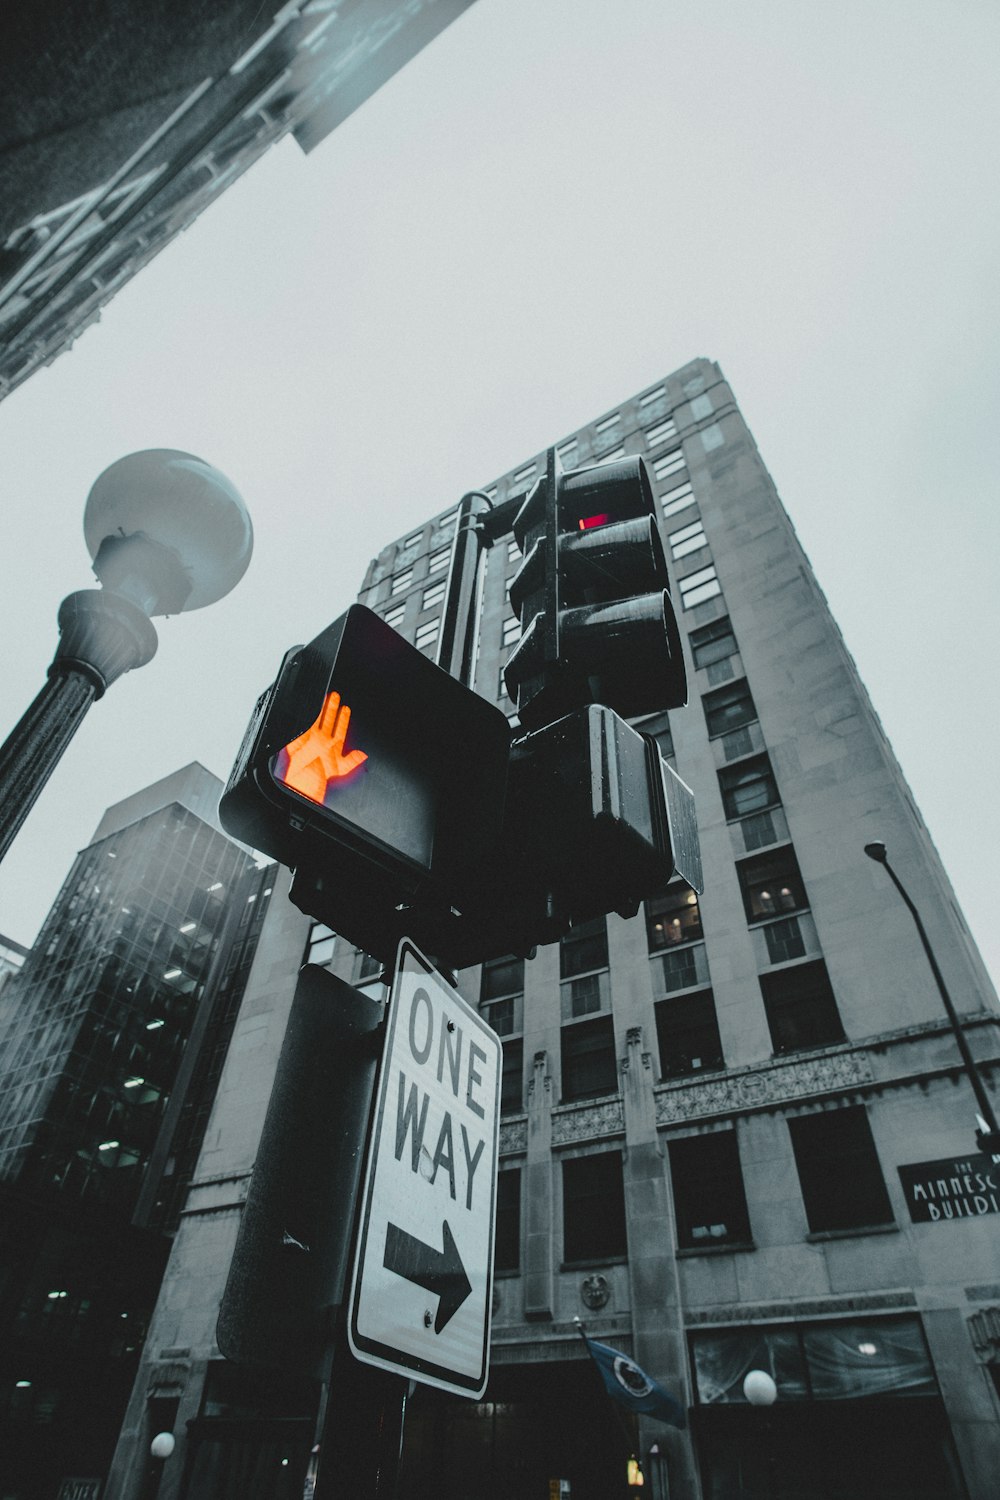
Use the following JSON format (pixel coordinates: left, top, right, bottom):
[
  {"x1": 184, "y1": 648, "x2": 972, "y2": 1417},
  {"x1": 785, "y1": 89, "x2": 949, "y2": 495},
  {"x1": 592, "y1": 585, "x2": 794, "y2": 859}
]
[
  {"x1": 743, "y1": 1369, "x2": 777, "y2": 1406},
  {"x1": 150, "y1": 1431, "x2": 176, "y2": 1460}
]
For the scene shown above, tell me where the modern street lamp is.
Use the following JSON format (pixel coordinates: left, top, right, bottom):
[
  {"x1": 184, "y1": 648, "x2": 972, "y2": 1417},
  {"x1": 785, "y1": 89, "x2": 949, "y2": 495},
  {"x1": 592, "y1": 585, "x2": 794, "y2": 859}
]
[
  {"x1": 863, "y1": 841, "x2": 1000, "y2": 1155},
  {"x1": 0, "y1": 449, "x2": 252, "y2": 864}
]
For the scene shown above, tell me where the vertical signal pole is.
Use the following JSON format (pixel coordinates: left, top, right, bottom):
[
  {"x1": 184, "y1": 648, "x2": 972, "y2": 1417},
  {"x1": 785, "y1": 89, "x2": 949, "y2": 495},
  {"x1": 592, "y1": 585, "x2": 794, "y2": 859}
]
[{"x1": 435, "y1": 491, "x2": 495, "y2": 688}]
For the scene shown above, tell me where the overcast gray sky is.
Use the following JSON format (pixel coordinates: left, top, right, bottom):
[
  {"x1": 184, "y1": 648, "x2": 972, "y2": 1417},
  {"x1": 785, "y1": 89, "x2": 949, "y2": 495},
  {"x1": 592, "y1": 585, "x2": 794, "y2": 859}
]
[{"x1": 2, "y1": 0, "x2": 999, "y2": 986}]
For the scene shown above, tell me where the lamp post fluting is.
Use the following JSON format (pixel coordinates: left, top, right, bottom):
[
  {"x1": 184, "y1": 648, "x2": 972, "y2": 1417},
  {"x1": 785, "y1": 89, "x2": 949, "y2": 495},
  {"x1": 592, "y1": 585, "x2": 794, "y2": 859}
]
[{"x1": 0, "y1": 449, "x2": 252, "y2": 864}]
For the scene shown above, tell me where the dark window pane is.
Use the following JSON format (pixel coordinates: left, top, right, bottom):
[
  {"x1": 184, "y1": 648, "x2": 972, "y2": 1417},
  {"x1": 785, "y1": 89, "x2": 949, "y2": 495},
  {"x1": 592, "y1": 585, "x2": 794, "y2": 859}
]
[
  {"x1": 495, "y1": 1170, "x2": 521, "y2": 1272},
  {"x1": 788, "y1": 1106, "x2": 893, "y2": 1233},
  {"x1": 646, "y1": 885, "x2": 703, "y2": 950},
  {"x1": 638, "y1": 711, "x2": 673, "y2": 758},
  {"x1": 691, "y1": 617, "x2": 738, "y2": 670},
  {"x1": 760, "y1": 960, "x2": 844, "y2": 1053},
  {"x1": 719, "y1": 755, "x2": 779, "y2": 820},
  {"x1": 485, "y1": 997, "x2": 516, "y2": 1036},
  {"x1": 669, "y1": 1132, "x2": 751, "y2": 1249},
  {"x1": 567, "y1": 972, "x2": 602, "y2": 1017},
  {"x1": 704, "y1": 680, "x2": 756, "y2": 738},
  {"x1": 563, "y1": 1152, "x2": 627, "y2": 1262},
  {"x1": 656, "y1": 945, "x2": 704, "y2": 993},
  {"x1": 561, "y1": 1016, "x2": 617, "y2": 1102},
  {"x1": 737, "y1": 847, "x2": 807, "y2": 922},
  {"x1": 500, "y1": 1039, "x2": 523, "y2": 1115},
  {"x1": 802, "y1": 1317, "x2": 935, "y2": 1399},
  {"x1": 656, "y1": 990, "x2": 724, "y2": 1077},
  {"x1": 560, "y1": 917, "x2": 609, "y2": 978},
  {"x1": 356, "y1": 951, "x2": 380, "y2": 981},
  {"x1": 763, "y1": 916, "x2": 806, "y2": 965},
  {"x1": 482, "y1": 955, "x2": 524, "y2": 1003}
]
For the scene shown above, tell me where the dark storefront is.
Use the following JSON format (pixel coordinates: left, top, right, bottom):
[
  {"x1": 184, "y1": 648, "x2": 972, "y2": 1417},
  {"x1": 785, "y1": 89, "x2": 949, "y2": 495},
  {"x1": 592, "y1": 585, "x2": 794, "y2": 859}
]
[{"x1": 689, "y1": 1315, "x2": 967, "y2": 1500}]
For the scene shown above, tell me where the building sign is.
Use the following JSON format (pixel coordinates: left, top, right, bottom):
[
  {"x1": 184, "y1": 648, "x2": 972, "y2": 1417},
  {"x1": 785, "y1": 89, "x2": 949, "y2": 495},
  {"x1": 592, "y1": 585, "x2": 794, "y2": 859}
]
[
  {"x1": 898, "y1": 1153, "x2": 1000, "y2": 1223},
  {"x1": 348, "y1": 938, "x2": 501, "y2": 1397}
]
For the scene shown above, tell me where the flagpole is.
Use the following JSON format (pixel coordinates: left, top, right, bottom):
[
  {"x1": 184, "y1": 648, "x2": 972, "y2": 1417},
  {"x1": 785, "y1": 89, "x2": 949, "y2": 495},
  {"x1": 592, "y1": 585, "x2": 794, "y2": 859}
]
[{"x1": 573, "y1": 1317, "x2": 642, "y2": 1466}]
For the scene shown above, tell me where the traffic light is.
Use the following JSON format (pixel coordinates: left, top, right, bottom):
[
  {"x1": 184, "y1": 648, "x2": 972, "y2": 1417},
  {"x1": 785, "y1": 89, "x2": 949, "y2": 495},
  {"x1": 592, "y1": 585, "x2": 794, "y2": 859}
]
[
  {"x1": 219, "y1": 604, "x2": 510, "y2": 963},
  {"x1": 504, "y1": 448, "x2": 687, "y2": 730},
  {"x1": 494, "y1": 703, "x2": 702, "y2": 935}
]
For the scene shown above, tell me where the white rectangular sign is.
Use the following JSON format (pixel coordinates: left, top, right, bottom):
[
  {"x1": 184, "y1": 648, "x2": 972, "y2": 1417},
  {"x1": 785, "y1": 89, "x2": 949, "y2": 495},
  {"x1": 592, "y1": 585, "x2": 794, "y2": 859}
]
[{"x1": 348, "y1": 938, "x2": 502, "y2": 1396}]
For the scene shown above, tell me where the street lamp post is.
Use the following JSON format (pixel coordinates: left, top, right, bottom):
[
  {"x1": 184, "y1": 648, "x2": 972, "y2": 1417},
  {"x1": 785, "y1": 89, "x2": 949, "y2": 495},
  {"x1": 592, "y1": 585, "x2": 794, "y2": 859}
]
[
  {"x1": 863, "y1": 841, "x2": 1000, "y2": 1154},
  {"x1": 0, "y1": 449, "x2": 252, "y2": 864}
]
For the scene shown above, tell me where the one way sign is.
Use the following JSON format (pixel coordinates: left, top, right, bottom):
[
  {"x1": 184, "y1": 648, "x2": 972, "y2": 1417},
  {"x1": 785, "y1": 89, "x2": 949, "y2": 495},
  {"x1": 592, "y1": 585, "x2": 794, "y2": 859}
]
[{"x1": 348, "y1": 938, "x2": 502, "y2": 1397}]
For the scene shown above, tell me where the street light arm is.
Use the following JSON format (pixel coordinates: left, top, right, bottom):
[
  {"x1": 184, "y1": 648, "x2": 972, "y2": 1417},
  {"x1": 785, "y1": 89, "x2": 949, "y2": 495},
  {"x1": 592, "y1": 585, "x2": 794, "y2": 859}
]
[{"x1": 879, "y1": 853, "x2": 1000, "y2": 1136}]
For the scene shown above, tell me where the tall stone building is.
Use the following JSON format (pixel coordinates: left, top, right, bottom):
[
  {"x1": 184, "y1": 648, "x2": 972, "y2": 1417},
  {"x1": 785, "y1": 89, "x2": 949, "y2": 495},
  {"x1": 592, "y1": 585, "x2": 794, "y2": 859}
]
[
  {"x1": 107, "y1": 359, "x2": 1000, "y2": 1499},
  {"x1": 0, "y1": 763, "x2": 273, "y2": 1500}
]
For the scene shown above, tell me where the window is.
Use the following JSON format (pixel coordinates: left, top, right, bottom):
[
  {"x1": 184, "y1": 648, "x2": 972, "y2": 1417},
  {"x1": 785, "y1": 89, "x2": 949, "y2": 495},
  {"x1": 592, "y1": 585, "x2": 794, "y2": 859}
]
[
  {"x1": 668, "y1": 519, "x2": 708, "y2": 560},
  {"x1": 506, "y1": 537, "x2": 521, "y2": 563},
  {"x1": 512, "y1": 463, "x2": 536, "y2": 491},
  {"x1": 661, "y1": 481, "x2": 695, "y2": 518},
  {"x1": 595, "y1": 412, "x2": 620, "y2": 433},
  {"x1": 481, "y1": 954, "x2": 524, "y2": 1003},
  {"x1": 639, "y1": 384, "x2": 667, "y2": 408},
  {"x1": 389, "y1": 569, "x2": 412, "y2": 596},
  {"x1": 701, "y1": 422, "x2": 724, "y2": 451},
  {"x1": 481, "y1": 955, "x2": 524, "y2": 1037},
  {"x1": 561, "y1": 1016, "x2": 617, "y2": 1101},
  {"x1": 502, "y1": 614, "x2": 520, "y2": 646},
  {"x1": 422, "y1": 579, "x2": 445, "y2": 610},
  {"x1": 560, "y1": 916, "x2": 608, "y2": 978},
  {"x1": 653, "y1": 449, "x2": 686, "y2": 481},
  {"x1": 788, "y1": 1106, "x2": 893, "y2": 1233},
  {"x1": 595, "y1": 444, "x2": 626, "y2": 464},
  {"x1": 646, "y1": 884, "x2": 702, "y2": 950},
  {"x1": 355, "y1": 950, "x2": 380, "y2": 983},
  {"x1": 737, "y1": 847, "x2": 807, "y2": 922},
  {"x1": 495, "y1": 1170, "x2": 521, "y2": 1271},
  {"x1": 428, "y1": 547, "x2": 449, "y2": 573},
  {"x1": 656, "y1": 990, "x2": 723, "y2": 1078},
  {"x1": 415, "y1": 619, "x2": 439, "y2": 651},
  {"x1": 669, "y1": 1132, "x2": 751, "y2": 1249},
  {"x1": 704, "y1": 679, "x2": 756, "y2": 738},
  {"x1": 645, "y1": 417, "x2": 677, "y2": 449},
  {"x1": 719, "y1": 755, "x2": 779, "y2": 820},
  {"x1": 678, "y1": 565, "x2": 721, "y2": 609},
  {"x1": 401, "y1": 532, "x2": 421, "y2": 552},
  {"x1": 691, "y1": 617, "x2": 737, "y2": 671},
  {"x1": 305, "y1": 923, "x2": 336, "y2": 967},
  {"x1": 498, "y1": 667, "x2": 511, "y2": 701},
  {"x1": 689, "y1": 393, "x2": 713, "y2": 420},
  {"x1": 760, "y1": 961, "x2": 844, "y2": 1053},
  {"x1": 383, "y1": 603, "x2": 405, "y2": 630},
  {"x1": 556, "y1": 440, "x2": 578, "y2": 468},
  {"x1": 501, "y1": 1040, "x2": 523, "y2": 1114},
  {"x1": 563, "y1": 1152, "x2": 627, "y2": 1262},
  {"x1": 637, "y1": 710, "x2": 672, "y2": 758}
]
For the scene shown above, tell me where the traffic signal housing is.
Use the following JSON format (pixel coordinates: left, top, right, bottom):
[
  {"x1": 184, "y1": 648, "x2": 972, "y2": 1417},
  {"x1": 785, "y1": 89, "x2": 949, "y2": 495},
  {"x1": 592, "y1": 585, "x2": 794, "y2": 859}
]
[
  {"x1": 504, "y1": 448, "x2": 687, "y2": 729},
  {"x1": 219, "y1": 604, "x2": 510, "y2": 963}
]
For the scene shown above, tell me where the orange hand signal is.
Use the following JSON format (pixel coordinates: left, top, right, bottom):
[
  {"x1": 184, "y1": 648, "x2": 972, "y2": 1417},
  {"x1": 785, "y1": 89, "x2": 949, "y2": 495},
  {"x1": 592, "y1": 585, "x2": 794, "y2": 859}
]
[{"x1": 279, "y1": 691, "x2": 368, "y2": 804}]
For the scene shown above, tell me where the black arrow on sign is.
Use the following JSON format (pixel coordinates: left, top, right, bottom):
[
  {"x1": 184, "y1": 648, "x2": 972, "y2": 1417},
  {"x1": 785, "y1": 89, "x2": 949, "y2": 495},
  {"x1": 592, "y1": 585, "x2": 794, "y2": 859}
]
[{"x1": 383, "y1": 1219, "x2": 472, "y2": 1334}]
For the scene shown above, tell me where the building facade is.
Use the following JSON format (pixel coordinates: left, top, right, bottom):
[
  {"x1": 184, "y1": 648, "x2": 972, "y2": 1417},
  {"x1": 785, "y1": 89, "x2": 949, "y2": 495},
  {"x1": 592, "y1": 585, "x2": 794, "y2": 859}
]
[
  {"x1": 0, "y1": 763, "x2": 273, "y2": 1500},
  {"x1": 0, "y1": 0, "x2": 475, "y2": 403},
  {"x1": 107, "y1": 360, "x2": 1000, "y2": 1499}
]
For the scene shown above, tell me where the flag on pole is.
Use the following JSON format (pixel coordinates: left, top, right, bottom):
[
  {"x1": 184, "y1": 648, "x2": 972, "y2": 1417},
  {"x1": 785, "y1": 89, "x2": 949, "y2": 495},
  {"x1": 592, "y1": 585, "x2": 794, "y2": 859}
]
[{"x1": 581, "y1": 1333, "x2": 687, "y2": 1430}]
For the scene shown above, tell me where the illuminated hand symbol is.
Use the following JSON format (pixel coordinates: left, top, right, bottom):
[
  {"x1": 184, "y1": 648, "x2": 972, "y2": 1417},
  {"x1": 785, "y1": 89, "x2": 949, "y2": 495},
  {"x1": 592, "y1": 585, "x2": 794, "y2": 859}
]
[{"x1": 280, "y1": 691, "x2": 368, "y2": 804}]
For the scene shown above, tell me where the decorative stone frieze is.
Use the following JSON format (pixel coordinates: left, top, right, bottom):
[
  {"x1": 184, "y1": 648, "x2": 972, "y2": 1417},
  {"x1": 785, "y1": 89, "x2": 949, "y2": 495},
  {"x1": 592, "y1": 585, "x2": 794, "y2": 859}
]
[
  {"x1": 686, "y1": 1289, "x2": 916, "y2": 1326},
  {"x1": 552, "y1": 1096, "x2": 625, "y2": 1145},
  {"x1": 499, "y1": 1118, "x2": 527, "y2": 1154},
  {"x1": 655, "y1": 1047, "x2": 875, "y2": 1125}
]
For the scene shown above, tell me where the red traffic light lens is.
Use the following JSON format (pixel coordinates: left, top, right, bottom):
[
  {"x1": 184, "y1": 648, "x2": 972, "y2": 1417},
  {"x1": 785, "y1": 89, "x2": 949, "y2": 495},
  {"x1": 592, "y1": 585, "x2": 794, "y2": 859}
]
[{"x1": 578, "y1": 512, "x2": 610, "y2": 530}]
